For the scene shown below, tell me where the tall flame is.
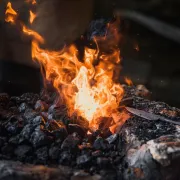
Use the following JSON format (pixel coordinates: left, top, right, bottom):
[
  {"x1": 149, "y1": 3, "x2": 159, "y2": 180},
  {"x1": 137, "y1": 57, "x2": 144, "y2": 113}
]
[{"x1": 5, "y1": 2, "x2": 127, "y2": 130}]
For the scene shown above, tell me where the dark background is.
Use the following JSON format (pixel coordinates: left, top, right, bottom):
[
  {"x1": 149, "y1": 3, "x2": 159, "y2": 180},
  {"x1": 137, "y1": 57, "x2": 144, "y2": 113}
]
[{"x1": 0, "y1": 0, "x2": 180, "y2": 107}]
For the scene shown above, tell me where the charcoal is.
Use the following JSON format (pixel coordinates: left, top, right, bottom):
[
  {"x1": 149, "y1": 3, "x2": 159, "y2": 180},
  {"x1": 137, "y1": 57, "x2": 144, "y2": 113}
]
[
  {"x1": 106, "y1": 134, "x2": 118, "y2": 144},
  {"x1": 93, "y1": 137, "x2": 109, "y2": 150},
  {"x1": 11, "y1": 93, "x2": 39, "y2": 106},
  {"x1": 14, "y1": 145, "x2": 32, "y2": 159},
  {"x1": 92, "y1": 150, "x2": 103, "y2": 157},
  {"x1": 52, "y1": 127, "x2": 68, "y2": 140},
  {"x1": 70, "y1": 112, "x2": 89, "y2": 129},
  {"x1": 46, "y1": 119, "x2": 64, "y2": 131},
  {"x1": 1, "y1": 143, "x2": 15, "y2": 156},
  {"x1": 18, "y1": 102, "x2": 28, "y2": 113},
  {"x1": 97, "y1": 157, "x2": 110, "y2": 169},
  {"x1": 35, "y1": 146, "x2": 48, "y2": 163},
  {"x1": 35, "y1": 100, "x2": 49, "y2": 112},
  {"x1": 32, "y1": 116, "x2": 46, "y2": 126},
  {"x1": 23, "y1": 109, "x2": 39, "y2": 123},
  {"x1": 78, "y1": 143, "x2": 92, "y2": 150},
  {"x1": 98, "y1": 117, "x2": 113, "y2": 131},
  {"x1": 40, "y1": 112, "x2": 49, "y2": 121},
  {"x1": 61, "y1": 133, "x2": 81, "y2": 150},
  {"x1": 49, "y1": 146, "x2": 60, "y2": 160},
  {"x1": 30, "y1": 126, "x2": 53, "y2": 148},
  {"x1": 59, "y1": 151, "x2": 72, "y2": 166},
  {"x1": 5, "y1": 115, "x2": 24, "y2": 135},
  {"x1": 19, "y1": 124, "x2": 35, "y2": 143},
  {"x1": 100, "y1": 128, "x2": 112, "y2": 139},
  {"x1": 76, "y1": 154, "x2": 91, "y2": 166},
  {"x1": 9, "y1": 135, "x2": 20, "y2": 145},
  {"x1": 67, "y1": 124, "x2": 87, "y2": 138},
  {"x1": 120, "y1": 97, "x2": 134, "y2": 107}
]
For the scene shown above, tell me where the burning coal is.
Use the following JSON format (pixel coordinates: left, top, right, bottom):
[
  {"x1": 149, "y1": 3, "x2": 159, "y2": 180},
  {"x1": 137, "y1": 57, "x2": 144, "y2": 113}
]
[{"x1": 5, "y1": 1, "x2": 128, "y2": 131}]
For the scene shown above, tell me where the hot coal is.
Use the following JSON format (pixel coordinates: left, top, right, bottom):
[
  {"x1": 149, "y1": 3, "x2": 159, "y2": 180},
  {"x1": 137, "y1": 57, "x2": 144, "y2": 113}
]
[{"x1": 0, "y1": 85, "x2": 180, "y2": 180}]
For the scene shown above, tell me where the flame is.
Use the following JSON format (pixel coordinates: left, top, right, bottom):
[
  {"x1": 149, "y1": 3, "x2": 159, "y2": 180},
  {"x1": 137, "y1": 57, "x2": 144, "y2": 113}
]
[
  {"x1": 125, "y1": 77, "x2": 133, "y2": 86},
  {"x1": 29, "y1": 10, "x2": 36, "y2": 24},
  {"x1": 5, "y1": 3, "x2": 129, "y2": 130},
  {"x1": 26, "y1": 0, "x2": 36, "y2": 5},
  {"x1": 5, "y1": 2, "x2": 17, "y2": 24}
]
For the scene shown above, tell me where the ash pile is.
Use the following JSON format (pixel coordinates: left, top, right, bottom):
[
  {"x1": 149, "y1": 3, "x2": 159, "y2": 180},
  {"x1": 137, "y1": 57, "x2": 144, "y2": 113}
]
[{"x1": 0, "y1": 84, "x2": 180, "y2": 180}]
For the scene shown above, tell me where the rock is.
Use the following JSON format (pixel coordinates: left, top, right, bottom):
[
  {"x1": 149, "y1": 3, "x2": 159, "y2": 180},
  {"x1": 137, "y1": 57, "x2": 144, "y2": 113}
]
[
  {"x1": 97, "y1": 157, "x2": 111, "y2": 169},
  {"x1": 35, "y1": 100, "x2": 49, "y2": 112},
  {"x1": 76, "y1": 154, "x2": 91, "y2": 166},
  {"x1": 106, "y1": 134, "x2": 118, "y2": 144},
  {"x1": 123, "y1": 135, "x2": 180, "y2": 180},
  {"x1": 30, "y1": 126, "x2": 53, "y2": 148},
  {"x1": 35, "y1": 146, "x2": 48, "y2": 163},
  {"x1": 61, "y1": 134, "x2": 81, "y2": 150},
  {"x1": 14, "y1": 145, "x2": 32, "y2": 159},
  {"x1": 92, "y1": 150, "x2": 103, "y2": 157},
  {"x1": 9, "y1": 135, "x2": 19, "y2": 145},
  {"x1": 52, "y1": 127, "x2": 68, "y2": 140},
  {"x1": 23, "y1": 108, "x2": 39, "y2": 123},
  {"x1": 18, "y1": 102, "x2": 28, "y2": 113},
  {"x1": 5, "y1": 115, "x2": 24, "y2": 135},
  {"x1": 19, "y1": 124, "x2": 35, "y2": 143},
  {"x1": 59, "y1": 151, "x2": 72, "y2": 166},
  {"x1": 67, "y1": 124, "x2": 87, "y2": 138},
  {"x1": 49, "y1": 146, "x2": 60, "y2": 160},
  {"x1": 32, "y1": 116, "x2": 46, "y2": 126},
  {"x1": 93, "y1": 137, "x2": 109, "y2": 150}
]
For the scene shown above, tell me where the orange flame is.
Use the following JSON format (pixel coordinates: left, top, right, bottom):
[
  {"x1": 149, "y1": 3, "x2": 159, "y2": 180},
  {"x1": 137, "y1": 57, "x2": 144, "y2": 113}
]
[
  {"x1": 29, "y1": 10, "x2": 36, "y2": 24},
  {"x1": 125, "y1": 77, "x2": 133, "y2": 86},
  {"x1": 26, "y1": 0, "x2": 36, "y2": 5},
  {"x1": 5, "y1": 3, "x2": 129, "y2": 130},
  {"x1": 5, "y1": 2, "x2": 17, "y2": 24}
]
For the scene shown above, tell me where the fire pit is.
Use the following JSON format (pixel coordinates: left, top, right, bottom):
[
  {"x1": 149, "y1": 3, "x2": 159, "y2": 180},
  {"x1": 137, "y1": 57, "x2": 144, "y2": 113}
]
[{"x1": 0, "y1": 1, "x2": 180, "y2": 180}]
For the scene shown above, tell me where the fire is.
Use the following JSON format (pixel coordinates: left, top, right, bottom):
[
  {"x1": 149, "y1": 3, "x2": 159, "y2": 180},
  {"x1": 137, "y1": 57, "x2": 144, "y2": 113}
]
[
  {"x1": 125, "y1": 77, "x2": 133, "y2": 86},
  {"x1": 29, "y1": 10, "x2": 36, "y2": 24},
  {"x1": 26, "y1": 0, "x2": 36, "y2": 5},
  {"x1": 5, "y1": 2, "x2": 17, "y2": 24},
  {"x1": 5, "y1": 2, "x2": 128, "y2": 131}
]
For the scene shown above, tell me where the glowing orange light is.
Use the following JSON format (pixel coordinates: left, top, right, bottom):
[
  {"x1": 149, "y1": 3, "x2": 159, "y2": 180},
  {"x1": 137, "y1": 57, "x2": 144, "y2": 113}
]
[
  {"x1": 5, "y1": 2, "x2": 17, "y2": 24},
  {"x1": 29, "y1": 10, "x2": 36, "y2": 24},
  {"x1": 26, "y1": 0, "x2": 36, "y2": 5},
  {"x1": 124, "y1": 77, "x2": 133, "y2": 86}
]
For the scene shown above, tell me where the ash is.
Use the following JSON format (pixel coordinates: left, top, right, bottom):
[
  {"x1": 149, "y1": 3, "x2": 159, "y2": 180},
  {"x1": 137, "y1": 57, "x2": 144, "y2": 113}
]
[{"x1": 0, "y1": 85, "x2": 180, "y2": 180}]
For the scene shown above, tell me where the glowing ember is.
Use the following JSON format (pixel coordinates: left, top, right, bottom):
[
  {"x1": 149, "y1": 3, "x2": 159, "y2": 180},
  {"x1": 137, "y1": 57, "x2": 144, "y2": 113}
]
[
  {"x1": 29, "y1": 10, "x2": 36, "y2": 24},
  {"x1": 5, "y1": 2, "x2": 17, "y2": 24},
  {"x1": 5, "y1": 2, "x2": 129, "y2": 131},
  {"x1": 125, "y1": 77, "x2": 133, "y2": 86}
]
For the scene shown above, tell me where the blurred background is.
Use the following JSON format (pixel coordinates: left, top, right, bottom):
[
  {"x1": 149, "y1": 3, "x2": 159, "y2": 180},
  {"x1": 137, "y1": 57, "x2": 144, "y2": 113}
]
[{"x1": 0, "y1": 0, "x2": 180, "y2": 107}]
